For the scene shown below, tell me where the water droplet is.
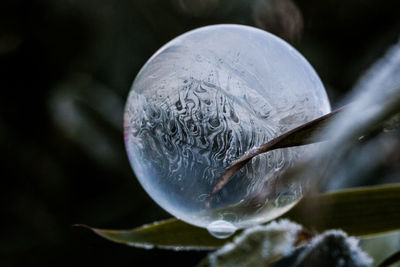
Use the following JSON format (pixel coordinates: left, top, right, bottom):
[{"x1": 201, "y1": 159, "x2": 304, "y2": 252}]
[{"x1": 207, "y1": 220, "x2": 237, "y2": 239}]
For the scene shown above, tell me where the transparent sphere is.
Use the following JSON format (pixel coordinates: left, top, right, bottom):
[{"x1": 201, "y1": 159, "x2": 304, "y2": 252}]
[{"x1": 124, "y1": 24, "x2": 330, "y2": 237}]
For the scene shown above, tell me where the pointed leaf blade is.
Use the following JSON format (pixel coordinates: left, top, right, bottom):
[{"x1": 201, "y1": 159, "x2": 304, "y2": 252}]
[
  {"x1": 284, "y1": 184, "x2": 400, "y2": 236},
  {"x1": 80, "y1": 218, "x2": 229, "y2": 250},
  {"x1": 81, "y1": 184, "x2": 400, "y2": 250}
]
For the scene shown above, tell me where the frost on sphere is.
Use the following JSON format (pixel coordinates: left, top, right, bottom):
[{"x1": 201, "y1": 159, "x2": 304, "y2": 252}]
[{"x1": 124, "y1": 24, "x2": 330, "y2": 233}]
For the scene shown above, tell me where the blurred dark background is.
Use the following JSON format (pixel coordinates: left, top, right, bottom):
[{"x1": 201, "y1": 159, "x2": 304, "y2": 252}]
[{"x1": 1, "y1": 0, "x2": 400, "y2": 266}]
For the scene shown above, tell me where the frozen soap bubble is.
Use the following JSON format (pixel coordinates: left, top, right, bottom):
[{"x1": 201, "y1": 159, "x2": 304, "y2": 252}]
[{"x1": 124, "y1": 24, "x2": 330, "y2": 238}]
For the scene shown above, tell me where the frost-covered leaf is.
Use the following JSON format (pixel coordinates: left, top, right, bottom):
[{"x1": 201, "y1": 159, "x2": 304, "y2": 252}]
[
  {"x1": 272, "y1": 230, "x2": 372, "y2": 267},
  {"x1": 292, "y1": 40, "x2": 400, "y2": 192},
  {"x1": 199, "y1": 220, "x2": 304, "y2": 267},
  {"x1": 83, "y1": 184, "x2": 400, "y2": 250},
  {"x1": 352, "y1": 40, "x2": 400, "y2": 98},
  {"x1": 79, "y1": 218, "x2": 228, "y2": 250},
  {"x1": 309, "y1": 87, "x2": 400, "y2": 192},
  {"x1": 200, "y1": 221, "x2": 372, "y2": 267}
]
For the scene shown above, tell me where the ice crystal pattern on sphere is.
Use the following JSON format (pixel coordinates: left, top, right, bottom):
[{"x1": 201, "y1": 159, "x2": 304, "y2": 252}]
[{"x1": 124, "y1": 24, "x2": 330, "y2": 237}]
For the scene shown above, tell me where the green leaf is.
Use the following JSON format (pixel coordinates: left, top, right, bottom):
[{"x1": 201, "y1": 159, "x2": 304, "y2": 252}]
[
  {"x1": 360, "y1": 232, "x2": 400, "y2": 267},
  {"x1": 78, "y1": 218, "x2": 230, "y2": 250},
  {"x1": 81, "y1": 184, "x2": 400, "y2": 250},
  {"x1": 284, "y1": 184, "x2": 400, "y2": 237},
  {"x1": 378, "y1": 250, "x2": 400, "y2": 267}
]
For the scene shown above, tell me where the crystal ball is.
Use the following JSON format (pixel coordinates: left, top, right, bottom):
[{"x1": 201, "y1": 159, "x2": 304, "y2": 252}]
[{"x1": 124, "y1": 24, "x2": 330, "y2": 237}]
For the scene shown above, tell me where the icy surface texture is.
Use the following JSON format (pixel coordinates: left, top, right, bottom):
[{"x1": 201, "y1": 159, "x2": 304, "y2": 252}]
[
  {"x1": 124, "y1": 24, "x2": 330, "y2": 230},
  {"x1": 272, "y1": 230, "x2": 372, "y2": 267},
  {"x1": 208, "y1": 220, "x2": 303, "y2": 266}
]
